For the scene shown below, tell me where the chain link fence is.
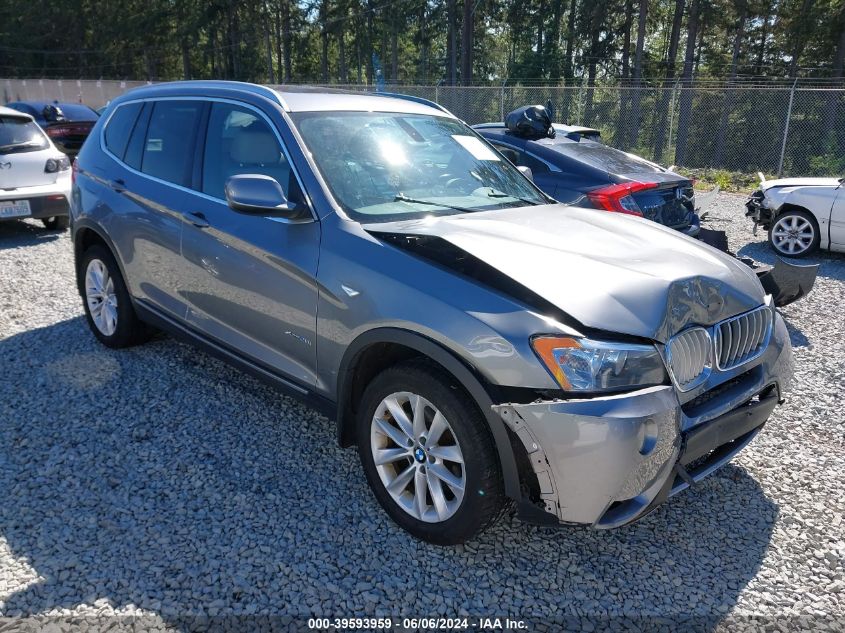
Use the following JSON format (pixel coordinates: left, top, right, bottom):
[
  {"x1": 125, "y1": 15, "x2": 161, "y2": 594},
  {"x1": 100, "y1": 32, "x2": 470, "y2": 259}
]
[{"x1": 4, "y1": 77, "x2": 844, "y2": 178}]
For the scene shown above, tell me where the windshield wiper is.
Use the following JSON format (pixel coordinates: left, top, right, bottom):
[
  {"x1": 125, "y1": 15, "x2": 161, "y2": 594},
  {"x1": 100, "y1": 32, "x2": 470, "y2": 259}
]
[
  {"x1": 394, "y1": 194, "x2": 478, "y2": 213},
  {"x1": 484, "y1": 189, "x2": 543, "y2": 206}
]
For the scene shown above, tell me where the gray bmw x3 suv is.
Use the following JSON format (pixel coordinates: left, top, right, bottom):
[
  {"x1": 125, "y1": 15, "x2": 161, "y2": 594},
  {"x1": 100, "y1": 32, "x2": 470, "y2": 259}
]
[{"x1": 71, "y1": 81, "x2": 793, "y2": 544}]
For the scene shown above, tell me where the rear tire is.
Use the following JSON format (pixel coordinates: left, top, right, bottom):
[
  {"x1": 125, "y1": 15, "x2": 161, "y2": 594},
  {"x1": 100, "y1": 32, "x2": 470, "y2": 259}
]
[
  {"x1": 356, "y1": 359, "x2": 506, "y2": 545},
  {"x1": 768, "y1": 209, "x2": 820, "y2": 258},
  {"x1": 78, "y1": 245, "x2": 152, "y2": 348},
  {"x1": 42, "y1": 216, "x2": 69, "y2": 231}
]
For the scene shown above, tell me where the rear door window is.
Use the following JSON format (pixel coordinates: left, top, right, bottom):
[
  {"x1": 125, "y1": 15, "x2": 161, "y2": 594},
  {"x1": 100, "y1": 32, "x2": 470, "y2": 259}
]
[
  {"x1": 491, "y1": 142, "x2": 549, "y2": 174},
  {"x1": 104, "y1": 102, "x2": 143, "y2": 160},
  {"x1": 141, "y1": 100, "x2": 204, "y2": 187}
]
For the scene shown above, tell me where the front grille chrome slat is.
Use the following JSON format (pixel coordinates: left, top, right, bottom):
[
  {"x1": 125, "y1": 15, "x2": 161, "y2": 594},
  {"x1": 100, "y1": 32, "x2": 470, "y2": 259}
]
[
  {"x1": 666, "y1": 305, "x2": 774, "y2": 392},
  {"x1": 714, "y1": 306, "x2": 773, "y2": 372},
  {"x1": 667, "y1": 327, "x2": 712, "y2": 392}
]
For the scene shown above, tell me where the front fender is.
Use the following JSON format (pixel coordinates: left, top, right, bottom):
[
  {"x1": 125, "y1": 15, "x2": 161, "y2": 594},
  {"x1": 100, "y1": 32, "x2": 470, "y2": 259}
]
[{"x1": 336, "y1": 327, "x2": 522, "y2": 500}]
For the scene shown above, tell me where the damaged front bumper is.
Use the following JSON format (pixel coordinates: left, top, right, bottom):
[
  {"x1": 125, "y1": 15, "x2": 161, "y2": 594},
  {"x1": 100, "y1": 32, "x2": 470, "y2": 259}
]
[{"x1": 493, "y1": 312, "x2": 793, "y2": 529}]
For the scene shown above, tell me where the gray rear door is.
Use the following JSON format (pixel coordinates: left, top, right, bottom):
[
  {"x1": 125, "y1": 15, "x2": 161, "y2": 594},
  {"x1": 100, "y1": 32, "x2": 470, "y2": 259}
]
[
  {"x1": 180, "y1": 100, "x2": 320, "y2": 387},
  {"x1": 106, "y1": 99, "x2": 204, "y2": 320}
]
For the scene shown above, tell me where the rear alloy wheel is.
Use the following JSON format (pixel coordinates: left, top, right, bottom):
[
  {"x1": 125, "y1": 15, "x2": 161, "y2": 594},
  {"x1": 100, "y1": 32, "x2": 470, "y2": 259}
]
[
  {"x1": 42, "y1": 216, "x2": 69, "y2": 231},
  {"x1": 769, "y1": 210, "x2": 819, "y2": 257},
  {"x1": 357, "y1": 360, "x2": 506, "y2": 545},
  {"x1": 79, "y1": 245, "x2": 152, "y2": 348}
]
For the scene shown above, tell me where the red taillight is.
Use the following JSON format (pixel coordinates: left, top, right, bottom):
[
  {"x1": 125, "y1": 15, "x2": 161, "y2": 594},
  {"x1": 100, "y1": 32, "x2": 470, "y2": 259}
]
[
  {"x1": 586, "y1": 181, "x2": 659, "y2": 216},
  {"x1": 46, "y1": 127, "x2": 70, "y2": 137}
]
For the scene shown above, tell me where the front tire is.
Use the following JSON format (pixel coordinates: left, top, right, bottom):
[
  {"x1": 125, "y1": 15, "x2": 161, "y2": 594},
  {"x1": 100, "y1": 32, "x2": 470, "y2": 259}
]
[
  {"x1": 42, "y1": 216, "x2": 69, "y2": 231},
  {"x1": 79, "y1": 245, "x2": 151, "y2": 348},
  {"x1": 356, "y1": 360, "x2": 506, "y2": 545},
  {"x1": 768, "y1": 209, "x2": 820, "y2": 257}
]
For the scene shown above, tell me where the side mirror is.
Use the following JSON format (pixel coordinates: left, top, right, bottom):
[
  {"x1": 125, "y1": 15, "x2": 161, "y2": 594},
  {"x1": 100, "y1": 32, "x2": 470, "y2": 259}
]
[
  {"x1": 517, "y1": 165, "x2": 533, "y2": 182},
  {"x1": 224, "y1": 174, "x2": 310, "y2": 222}
]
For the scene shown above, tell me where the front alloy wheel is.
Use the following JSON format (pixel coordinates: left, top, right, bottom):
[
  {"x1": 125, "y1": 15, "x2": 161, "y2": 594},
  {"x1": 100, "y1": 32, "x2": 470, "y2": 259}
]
[
  {"x1": 769, "y1": 211, "x2": 819, "y2": 257},
  {"x1": 357, "y1": 360, "x2": 506, "y2": 545},
  {"x1": 371, "y1": 392, "x2": 466, "y2": 523}
]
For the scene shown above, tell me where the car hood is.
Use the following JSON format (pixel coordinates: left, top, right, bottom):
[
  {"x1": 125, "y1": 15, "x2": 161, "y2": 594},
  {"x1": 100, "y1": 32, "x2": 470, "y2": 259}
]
[
  {"x1": 366, "y1": 204, "x2": 765, "y2": 342},
  {"x1": 761, "y1": 177, "x2": 841, "y2": 191}
]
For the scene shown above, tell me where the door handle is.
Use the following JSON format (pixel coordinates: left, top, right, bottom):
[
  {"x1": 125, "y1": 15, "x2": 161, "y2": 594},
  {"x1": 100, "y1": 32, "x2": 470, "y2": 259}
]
[
  {"x1": 109, "y1": 178, "x2": 126, "y2": 193},
  {"x1": 186, "y1": 211, "x2": 209, "y2": 228}
]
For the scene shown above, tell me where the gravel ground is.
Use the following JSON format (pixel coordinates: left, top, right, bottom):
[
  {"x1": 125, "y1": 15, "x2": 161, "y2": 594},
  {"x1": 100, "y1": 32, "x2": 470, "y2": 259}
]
[{"x1": 0, "y1": 194, "x2": 843, "y2": 630}]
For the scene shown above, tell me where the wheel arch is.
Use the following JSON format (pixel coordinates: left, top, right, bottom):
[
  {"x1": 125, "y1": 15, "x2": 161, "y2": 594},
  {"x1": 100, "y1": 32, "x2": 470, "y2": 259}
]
[
  {"x1": 775, "y1": 202, "x2": 818, "y2": 222},
  {"x1": 336, "y1": 327, "x2": 521, "y2": 500},
  {"x1": 72, "y1": 221, "x2": 127, "y2": 295}
]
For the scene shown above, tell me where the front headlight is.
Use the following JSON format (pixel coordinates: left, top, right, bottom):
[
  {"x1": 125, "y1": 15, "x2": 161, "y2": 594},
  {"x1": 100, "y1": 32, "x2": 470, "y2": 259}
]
[{"x1": 531, "y1": 336, "x2": 668, "y2": 392}]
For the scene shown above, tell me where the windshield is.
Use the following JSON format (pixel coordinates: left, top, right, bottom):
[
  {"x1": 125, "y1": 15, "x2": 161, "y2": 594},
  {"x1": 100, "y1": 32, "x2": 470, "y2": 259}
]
[
  {"x1": 0, "y1": 116, "x2": 49, "y2": 154},
  {"x1": 291, "y1": 111, "x2": 548, "y2": 222}
]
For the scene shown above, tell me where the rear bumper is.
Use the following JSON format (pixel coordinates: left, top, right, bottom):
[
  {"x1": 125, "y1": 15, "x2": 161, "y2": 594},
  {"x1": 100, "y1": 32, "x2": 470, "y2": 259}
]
[
  {"x1": 0, "y1": 179, "x2": 71, "y2": 220},
  {"x1": 494, "y1": 312, "x2": 793, "y2": 528}
]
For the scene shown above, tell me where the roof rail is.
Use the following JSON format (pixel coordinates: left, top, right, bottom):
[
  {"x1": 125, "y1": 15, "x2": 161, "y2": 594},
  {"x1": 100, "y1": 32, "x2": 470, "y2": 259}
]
[{"x1": 372, "y1": 91, "x2": 456, "y2": 117}]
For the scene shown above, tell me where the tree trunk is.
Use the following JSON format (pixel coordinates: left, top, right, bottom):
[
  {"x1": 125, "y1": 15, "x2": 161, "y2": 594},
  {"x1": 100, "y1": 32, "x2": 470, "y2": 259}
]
[
  {"x1": 182, "y1": 39, "x2": 191, "y2": 80},
  {"x1": 616, "y1": 0, "x2": 633, "y2": 146},
  {"x1": 274, "y1": 7, "x2": 283, "y2": 83},
  {"x1": 536, "y1": 9, "x2": 544, "y2": 78},
  {"x1": 547, "y1": 0, "x2": 565, "y2": 80},
  {"x1": 419, "y1": 0, "x2": 428, "y2": 81},
  {"x1": 339, "y1": 30, "x2": 348, "y2": 83},
  {"x1": 321, "y1": 29, "x2": 329, "y2": 83},
  {"x1": 713, "y1": 2, "x2": 746, "y2": 166},
  {"x1": 366, "y1": 0, "x2": 374, "y2": 84},
  {"x1": 652, "y1": 0, "x2": 685, "y2": 160},
  {"x1": 391, "y1": 7, "x2": 399, "y2": 82},
  {"x1": 628, "y1": 0, "x2": 648, "y2": 149},
  {"x1": 562, "y1": 0, "x2": 576, "y2": 82},
  {"x1": 674, "y1": 0, "x2": 700, "y2": 166},
  {"x1": 755, "y1": 1, "x2": 771, "y2": 75},
  {"x1": 825, "y1": 12, "x2": 845, "y2": 148},
  {"x1": 447, "y1": 0, "x2": 457, "y2": 85},
  {"x1": 356, "y1": 15, "x2": 363, "y2": 83},
  {"x1": 264, "y1": 4, "x2": 275, "y2": 84},
  {"x1": 282, "y1": 0, "x2": 292, "y2": 82},
  {"x1": 788, "y1": 0, "x2": 816, "y2": 78},
  {"x1": 461, "y1": 0, "x2": 473, "y2": 84}
]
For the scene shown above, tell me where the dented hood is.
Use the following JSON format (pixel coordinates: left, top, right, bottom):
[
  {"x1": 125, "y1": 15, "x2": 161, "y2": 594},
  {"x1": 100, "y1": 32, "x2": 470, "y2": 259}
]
[{"x1": 366, "y1": 204, "x2": 765, "y2": 342}]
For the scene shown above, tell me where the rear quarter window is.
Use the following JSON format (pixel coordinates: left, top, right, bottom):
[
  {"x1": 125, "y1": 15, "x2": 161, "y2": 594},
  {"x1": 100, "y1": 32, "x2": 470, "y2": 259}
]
[{"x1": 104, "y1": 103, "x2": 143, "y2": 160}]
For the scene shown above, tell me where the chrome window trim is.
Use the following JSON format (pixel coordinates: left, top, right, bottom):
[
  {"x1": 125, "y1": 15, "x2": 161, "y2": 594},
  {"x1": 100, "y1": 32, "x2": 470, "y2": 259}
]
[{"x1": 99, "y1": 96, "x2": 317, "y2": 221}]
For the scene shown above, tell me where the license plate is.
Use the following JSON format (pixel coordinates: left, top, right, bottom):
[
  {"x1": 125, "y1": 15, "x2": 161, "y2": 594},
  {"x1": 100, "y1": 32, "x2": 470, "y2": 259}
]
[{"x1": 0, "y1": 200, "x2": 31, "y2": 219}]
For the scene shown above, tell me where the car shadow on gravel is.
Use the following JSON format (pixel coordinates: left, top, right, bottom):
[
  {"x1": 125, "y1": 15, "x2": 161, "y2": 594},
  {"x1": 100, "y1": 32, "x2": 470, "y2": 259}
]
[
  {"x1": 0, "y1": 317, "x2": 778, "y2": 630},
  {"x1": 0, "y1": 219, "x2": 62, "y2": 248}
]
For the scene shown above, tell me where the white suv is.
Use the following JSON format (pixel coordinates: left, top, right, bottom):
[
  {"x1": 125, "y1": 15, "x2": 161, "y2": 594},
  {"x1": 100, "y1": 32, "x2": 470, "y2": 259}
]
[{"x1": 0, "y1": 105, "x2": 72, "y2": 230}]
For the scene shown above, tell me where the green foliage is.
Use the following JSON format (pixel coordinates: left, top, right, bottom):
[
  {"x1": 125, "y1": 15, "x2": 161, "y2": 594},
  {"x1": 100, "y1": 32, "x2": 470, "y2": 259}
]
[{"x1": 678, "y1": 167, "x2": 761, "y2": 193}]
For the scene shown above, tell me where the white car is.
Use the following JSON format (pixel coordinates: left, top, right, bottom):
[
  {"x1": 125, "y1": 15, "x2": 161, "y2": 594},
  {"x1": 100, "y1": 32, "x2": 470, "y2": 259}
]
[
  {"x1": 0, "y1": 105, "x2": 72, "y2": 230},
  {"x1": 746, "y1": 176, "x2": 845, "y2": 257}
]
